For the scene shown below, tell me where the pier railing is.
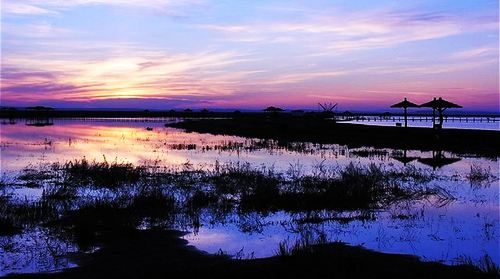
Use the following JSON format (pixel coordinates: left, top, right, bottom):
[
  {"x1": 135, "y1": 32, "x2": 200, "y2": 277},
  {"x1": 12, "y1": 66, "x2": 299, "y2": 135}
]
[{"x1": 335, "y1": 115, "x2": 499, "y2": 123}]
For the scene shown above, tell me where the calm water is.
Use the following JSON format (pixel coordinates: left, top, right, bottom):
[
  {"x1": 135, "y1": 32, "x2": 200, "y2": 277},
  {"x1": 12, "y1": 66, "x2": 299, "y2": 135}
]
[
  {"x1": 0, "y1": 118, "x2": 498, "y2": 275},
  {"x1": 342, "y1": 117, "x2": 499, "y2": 130}
]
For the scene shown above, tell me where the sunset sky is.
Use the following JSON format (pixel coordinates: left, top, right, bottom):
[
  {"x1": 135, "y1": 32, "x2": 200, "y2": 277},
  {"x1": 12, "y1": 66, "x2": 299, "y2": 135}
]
[{"x1": 1, "y1": 0, "x2": 498, "y2": 111}]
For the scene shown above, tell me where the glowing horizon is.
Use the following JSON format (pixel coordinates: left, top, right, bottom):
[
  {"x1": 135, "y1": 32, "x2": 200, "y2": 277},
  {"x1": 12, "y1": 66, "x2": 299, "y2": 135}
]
[{"x1": 1, "y1": 0, "x2": 498, "y2": 111}]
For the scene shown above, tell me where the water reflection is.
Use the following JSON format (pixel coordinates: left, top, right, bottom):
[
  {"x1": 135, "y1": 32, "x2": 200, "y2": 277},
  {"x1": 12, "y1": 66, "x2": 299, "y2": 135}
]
[
  {"x1": 25, "y1": 117, "x2": 54, "y2": 127},
  {"x1": 0, "y1": 119, "x2": 498, "y2": 275},
  {"x1": 391, "y1": 149, "x2": 418, "y2": 165},
  {"x1": 417, "y1": 149, "x2": 462, "y2": 170},
  {"x1": 0, "y1": 228, "x2": 78, "y2": 274}
]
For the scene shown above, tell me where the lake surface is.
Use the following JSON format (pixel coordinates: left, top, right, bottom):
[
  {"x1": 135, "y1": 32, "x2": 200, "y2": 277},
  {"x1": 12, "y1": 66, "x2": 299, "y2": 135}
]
[
  {"x1": 0, "y1": 118, "x2": 498, "y2": 275},
  {"x1": 341, "y1": 116, "x2": 499, "y2": 130}
]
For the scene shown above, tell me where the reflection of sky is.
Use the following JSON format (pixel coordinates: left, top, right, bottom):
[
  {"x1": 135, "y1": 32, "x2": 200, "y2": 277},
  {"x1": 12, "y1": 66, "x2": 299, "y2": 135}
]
[
  {"x1": 186, "y1": 193, "x2": 499, "y2": 265},
  {"x1": 0, "y1": 119, "x2": 498, "y2": 269},
  {"x1": 0, "y1": 228, "x2": 78, "y2": 276},
  {"x1": 2, "y1": 119, "x2": 497, "y2": 176}
]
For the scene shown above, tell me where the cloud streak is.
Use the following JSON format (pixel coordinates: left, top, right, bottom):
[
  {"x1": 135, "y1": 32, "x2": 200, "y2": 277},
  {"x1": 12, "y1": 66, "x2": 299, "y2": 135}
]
[
  {"x1": 198, "y1": 9, "x2": 497, "y2": 54},
  {"x1": 1, "y1": 0, "x2": 204, "y2": 16},
  {"x1": 1, "y1": 41, "x2": 259, "y2": 103}
]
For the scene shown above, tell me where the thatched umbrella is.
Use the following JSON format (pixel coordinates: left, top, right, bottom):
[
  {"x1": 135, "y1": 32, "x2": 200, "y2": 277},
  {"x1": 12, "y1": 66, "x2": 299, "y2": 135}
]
[
  {"x1": 390, "y1": 98, "x2": 418, "y2": 127},
  {"x1": 419, "y1": 97, "x2": 462, "y2": 128}
]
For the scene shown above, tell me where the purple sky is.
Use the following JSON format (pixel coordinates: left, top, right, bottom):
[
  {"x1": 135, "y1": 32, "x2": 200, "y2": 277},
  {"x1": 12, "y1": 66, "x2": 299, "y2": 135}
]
[{"x1": 1, "y1": 0, "x2": 498, "y2": 111}]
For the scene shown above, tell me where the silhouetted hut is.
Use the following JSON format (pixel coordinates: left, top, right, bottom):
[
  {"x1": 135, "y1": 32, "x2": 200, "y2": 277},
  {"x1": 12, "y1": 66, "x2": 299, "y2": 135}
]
[
  {"x1": 390, "y1": 98, "x2": 418, "y2": 127},
  {"x1": 263, "y1": 106, "x2": 284, "y2": 113},
  {"x1": 419, "y1": 97, "x2": 462, "y2": 129}
]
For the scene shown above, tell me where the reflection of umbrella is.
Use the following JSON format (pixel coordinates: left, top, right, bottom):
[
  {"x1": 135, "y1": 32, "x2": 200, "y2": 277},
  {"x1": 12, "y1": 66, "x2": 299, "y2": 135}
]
[
  {"x1": 391, "y1": 98, "x2": 419, "y2": 127},
  {"x1": 417, "y1": 150, "x2": 461, "y2": 170},
  {"x1": 392, "y1": 156, "x2": 418, "y2": 165},
  {"x1": 419, "y1": 97, "x2": 462, "y2": 128},
  {"x1": 391, "y1": 149, "x2": 417, "y2": 165},
  {"x1": 418, "y1": 157, "x2": 461, "y2": 170}
]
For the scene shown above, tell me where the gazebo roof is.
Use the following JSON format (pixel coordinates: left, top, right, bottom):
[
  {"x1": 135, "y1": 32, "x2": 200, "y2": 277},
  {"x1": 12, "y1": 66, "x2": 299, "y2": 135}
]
[
  {"x1": 390, "y1": 98, "x2": 419, "y2": 108},
  {"x1": 420, "y1": 97, "x2": 462, "y2": 109}
]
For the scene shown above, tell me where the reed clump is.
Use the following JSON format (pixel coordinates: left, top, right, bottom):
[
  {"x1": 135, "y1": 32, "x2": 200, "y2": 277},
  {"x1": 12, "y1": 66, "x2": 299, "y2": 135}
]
[
  {"x1": 276, "y1": 233, "x2": 328, "y2": 257},
  {"x1": 467, "y1": 164, "x2": 495, "y2": 184},
  {"x1": 54, "y1": 158, "x2": 146, "y2": 188}
]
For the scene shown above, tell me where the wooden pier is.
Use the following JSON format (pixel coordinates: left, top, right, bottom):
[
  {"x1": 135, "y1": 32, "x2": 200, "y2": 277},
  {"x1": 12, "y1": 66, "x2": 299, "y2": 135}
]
[{"x1": 335, "y1": 115, "x2": 499, "y2": 123}]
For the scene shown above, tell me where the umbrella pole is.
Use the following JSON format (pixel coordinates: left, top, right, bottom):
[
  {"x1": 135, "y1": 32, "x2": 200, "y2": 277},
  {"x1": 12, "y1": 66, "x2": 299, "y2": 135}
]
[
  {"x1": 432, "y1": 108, "x2": 436, "y2": 126},
  {"x1": 404, "y1": 107, "x2": 408, "y2": 127},
  {"x1": 439, "y1": 108, "x2": 444, "y2": 127}
]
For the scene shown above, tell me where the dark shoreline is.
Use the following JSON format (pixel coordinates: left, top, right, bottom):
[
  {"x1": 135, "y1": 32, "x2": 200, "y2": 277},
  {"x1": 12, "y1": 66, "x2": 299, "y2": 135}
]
[
  {"x1": 5, "y1": 229, "x2": 494, "y2": 279},
  {"x1": 168, "y1": 117, "x2": 500, "y2": 157}
]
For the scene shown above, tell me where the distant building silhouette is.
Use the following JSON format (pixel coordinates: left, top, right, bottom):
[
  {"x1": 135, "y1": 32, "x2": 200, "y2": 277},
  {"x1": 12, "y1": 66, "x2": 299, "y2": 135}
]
[{"x1": 263, "y1": 106, "x2": 284, "y2": 113}]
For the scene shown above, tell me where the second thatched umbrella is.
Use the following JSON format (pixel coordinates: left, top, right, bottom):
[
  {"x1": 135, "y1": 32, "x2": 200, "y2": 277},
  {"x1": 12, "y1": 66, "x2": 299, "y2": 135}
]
[
  {"x1": 390, "y1": 98, "x2": 419, "y2": 127},
  {"x1": 420, "y1": 97, "x2": 462, "y2": 128}
]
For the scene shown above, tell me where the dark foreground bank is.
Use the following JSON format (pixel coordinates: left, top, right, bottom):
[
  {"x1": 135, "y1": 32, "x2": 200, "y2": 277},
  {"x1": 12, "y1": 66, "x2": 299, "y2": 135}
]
[
  {"x1": 5, "y1": 229, "x2": 495, "y2": 279},
  {"x1": 169, "y1": 117, "x2": 500, "y2": 156}
]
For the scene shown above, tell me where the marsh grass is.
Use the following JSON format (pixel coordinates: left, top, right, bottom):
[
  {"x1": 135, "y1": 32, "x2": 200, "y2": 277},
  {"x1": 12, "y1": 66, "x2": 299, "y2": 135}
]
[
  {"x1": 276, "y1": 233, "x2": 328, "y2": 256},
  {"x1": 0, "y1": 178, "x2": 7, "y2": 188},
  {"x1": 54, "y1": 158, "x2": 146, "y2": 188},
  {"x1": 42, "y1": 185, "x2": 78, "y2": 200},
  {"x1": 18, "y1": 167, "x2": 56, "y2": 188},
  {"x1": 0, "y1": 197, "x2": 59, "y2": 237},
  {"x1": 4, "y1": 159, "x2": 449, "y2": 246},
  {"x1": 390, "y1": 165, "x2": 435, "y2": 184},
  {"x1": 169, "y1": 143, "x2": 197, "y2": 150},
  {"x1": 457, "y1": 254, "x2": 500, "y2": 276},
  {"x1": 0, "y1": 158, "x2": 470, "y2": 276},
  {"x1": 0, "y1": 195, "x2": 20, "y2": 236},
  {"x1": 15, "y1": 159, "x2": 444, "y2": 213},
  {"x1": 350, "y1": 148, "x2": 389, "y2": 157},
  {"x1": 467, "y1": 164, "x2": 495, "y2": 184}
]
